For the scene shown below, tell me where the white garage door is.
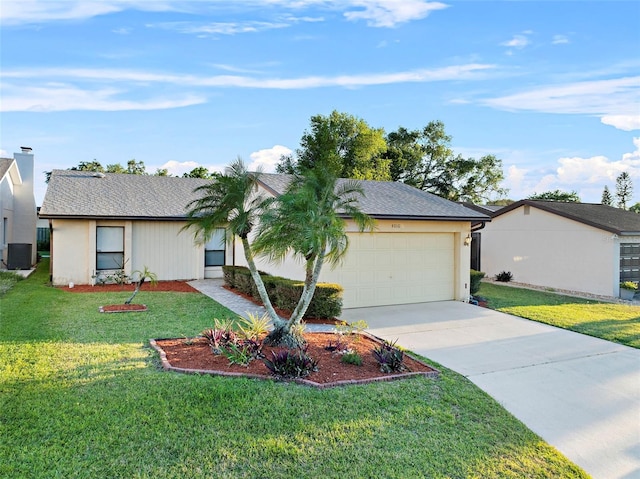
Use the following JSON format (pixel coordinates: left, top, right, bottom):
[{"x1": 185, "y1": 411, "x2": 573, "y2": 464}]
[{"x1": 322, "y1": 232, "x2": 455, "y2": 308}]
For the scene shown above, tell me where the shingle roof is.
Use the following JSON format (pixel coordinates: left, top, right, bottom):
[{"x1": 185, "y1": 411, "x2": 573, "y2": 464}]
[
  {"x1": 40, "y1": 170, "x2": 209, "y2": 219},
  {"x1": 0, "y1": 158, "x2": 14, "y2": 183},
  {"x1": 493, "y1": 199, "x2": 640, "y2": 235},
  {"x1": 257, "y1": 173, "x2": 489, "y2": 221},
  {"x1": 40, "y1": 169, "x2": 489, "y2": 222}
]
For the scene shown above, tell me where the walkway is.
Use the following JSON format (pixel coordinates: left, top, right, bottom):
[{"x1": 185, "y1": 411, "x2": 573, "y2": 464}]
[{"x1": 187, "y1": 278, "x2": 335, "y2": 332}]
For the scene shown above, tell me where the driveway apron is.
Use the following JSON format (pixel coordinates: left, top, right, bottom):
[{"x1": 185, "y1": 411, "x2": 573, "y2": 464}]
[{"x1": 340, "y1": 301, "x2": 640, "y2": 479}]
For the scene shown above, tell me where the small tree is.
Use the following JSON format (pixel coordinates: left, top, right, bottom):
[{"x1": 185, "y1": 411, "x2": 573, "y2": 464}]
[
  {"x1": 125, "y1": 266, "x2": 157, "y2": 304},
  {"x1": 616, "y1": 172, "x2": 633, "y2": 210},
  {"x1": 601, "y1": 186, "x2": 614, "y2": 206},
  {"x1": 254, "y1": 166, "x2": 374, "y2": 347}
]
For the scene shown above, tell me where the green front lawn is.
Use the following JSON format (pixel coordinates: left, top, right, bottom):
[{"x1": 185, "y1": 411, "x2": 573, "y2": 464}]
[
  {"x1": 478, "y1": 282, "x2": 640, "y2": 348},
  {"x1": 0, "y1": 261, "x2": 588, "y2": 478}
]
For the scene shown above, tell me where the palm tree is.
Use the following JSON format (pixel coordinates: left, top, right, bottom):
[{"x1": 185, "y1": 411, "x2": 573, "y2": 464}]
[
  {"x1": 183, "y1": 159, "x2": 280, "y2": 323},
  {"x1": 254, "y1": 166, "x2": 375, "y2": 346}
]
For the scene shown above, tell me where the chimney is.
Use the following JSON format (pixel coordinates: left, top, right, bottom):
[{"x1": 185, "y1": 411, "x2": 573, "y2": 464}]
[{"x1": 14, "y1": 147, "x2": 34, "y2": 185}]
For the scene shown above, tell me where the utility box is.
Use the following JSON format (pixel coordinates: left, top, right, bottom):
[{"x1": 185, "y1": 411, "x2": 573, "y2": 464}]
[{"x1": 7, "y1": 243, "x2": 32, "y2": 270}]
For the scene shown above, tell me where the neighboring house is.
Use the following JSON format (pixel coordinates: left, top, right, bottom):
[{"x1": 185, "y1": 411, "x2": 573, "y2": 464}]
[
  {"x1": 39, "y1": 169, "x2": 489, "y2": 308},
  {"x1": 0, "y1": 147, "x2": 38, "y2": 269},
  {"x1": 480, "y1": 199, "x2": 640, "y2": 298}
]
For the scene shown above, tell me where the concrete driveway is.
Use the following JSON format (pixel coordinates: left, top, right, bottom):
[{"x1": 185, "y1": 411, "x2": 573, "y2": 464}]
[{"x1": 340, "y1": 301, "x2": 640, "y2": 479}]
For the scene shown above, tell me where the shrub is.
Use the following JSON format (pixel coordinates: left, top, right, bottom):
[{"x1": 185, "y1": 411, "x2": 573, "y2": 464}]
[
  {"x1": 202, "y1": 319, "x2": 238, "y2": 354},
  {"x1": 238, "y1": 312, "x2": 270, "y2": 341},
  {"x1": 324, "y1": 336, "x2": 348, "y2": 352},
  {"x1": 0, "y1": 271, "x2": 24, "y2": 296},
  {"x1": 372, "y1": 340, "x2": 405, "y2": 373},
  {"x1": 221, "y1": 339, "x2": 263, "y2": 366},
  {"x1": 262, "y1": 347, "x2": 319, "y2": 379},
  {"x1": 470, "y1": 269, "x2": 486, "y2": 295},
  {"x1": 220, "y1": 265, "x2": 344, "y2": 318},
  {"x1": 495, "y1": 271, "x2": 513, "y2": 282},
  {"x1": 620, "y1": 281, "x2": 638, "y2": 291},
  {"x1": 340, "y1": 351, "x2": 363, "y2": 366}
]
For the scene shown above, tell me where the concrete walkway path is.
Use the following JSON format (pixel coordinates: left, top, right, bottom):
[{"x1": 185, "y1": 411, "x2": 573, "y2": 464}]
[
  {"x1": 340, "y1": 301, "x2": 640, "y2": 479},
  {"x1": 188, "y1": 278, "x2": 335, "y2": 332}
]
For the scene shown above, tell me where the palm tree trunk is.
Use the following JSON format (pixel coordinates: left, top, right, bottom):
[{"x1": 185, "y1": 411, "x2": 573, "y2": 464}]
[
  {"x1": 287, "y1": 249, "x2": 326, "y2": 326},
  {"x1": 240, "y1": 237, "x2": 280, "y2": 324}
]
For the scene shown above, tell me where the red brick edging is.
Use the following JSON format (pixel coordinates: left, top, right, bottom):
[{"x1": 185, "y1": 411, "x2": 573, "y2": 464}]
[{"x1": 149, "y1": 335, "x2": 439, "y2": 389}]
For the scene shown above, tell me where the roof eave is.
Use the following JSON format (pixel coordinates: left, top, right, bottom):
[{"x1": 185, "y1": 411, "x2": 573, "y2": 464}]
[
  {"x1": 339, "y1": 213, "x2": 491, "y2": 222},
  {"x1": 40, "y1": 214, "x2": 188, "y2": 221}
]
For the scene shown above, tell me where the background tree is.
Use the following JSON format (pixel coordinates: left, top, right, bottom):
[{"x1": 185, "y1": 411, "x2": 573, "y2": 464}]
[
  {"x1": 183, "y1": 159, "x2": 280, "y2": 324},
  {"x1": 183, "y1": 166, "x2": 215, "y2": 179},
  {"x1": 383, "y1": 121, "x2": 507, "y2": 203},
  {"x1": 528, "y1": 190, "x2": 581, "y2": 202},
  {"x1": 616, "y1": 171, "x2": 633, "y2": 210},
  {"x1": 46, "y1": 158, "x2": 165, "y2": 182},
  {"x1": 601, "y1": 186, "x2": 614, "y2": 206},
  {"x1": 254, "y1": 165, "x2": 374, "y2": 346},
  {"x1": 70, "y1": 160, "x2": 105, "y2": 173},
  {"x1": 629, "y1": 203, "x2": 640, "y2": 213},
  {"x1": 276, "y1": 110, "x2": 389, "y2": 180}
]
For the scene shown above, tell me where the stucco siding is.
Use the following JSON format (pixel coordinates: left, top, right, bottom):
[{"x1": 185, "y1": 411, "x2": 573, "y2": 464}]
[
  {"x1": 51, "y1": 220, "x2": 92, "y2": 285},
  {"x1": 481, "y1": 207, "x2": 617, "y2": 296},
  {"x1": 131, "y1": 221, "x2": 201, "y2": 280}
]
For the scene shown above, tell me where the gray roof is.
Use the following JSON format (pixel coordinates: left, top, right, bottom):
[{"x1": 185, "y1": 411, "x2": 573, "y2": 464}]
[
  {"x1": 40, "y1": 170, "x2": 209, "y2": 219},
  {"x1": 40, "y1": 169, "x2": 489, "y2": 222},
  {"x1": 0, "y1": 158, "x2": 14, "y2": 182},
  {"x1": 257, "y1": 173, "x2": 489, "y2": 221},
  {"x1": 494, "y1": 200, "x2": 640, "y2": 235}
]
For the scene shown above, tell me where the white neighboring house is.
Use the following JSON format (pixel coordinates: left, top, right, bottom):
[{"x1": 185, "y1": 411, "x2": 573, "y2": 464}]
[
  {"x1": 479, "y1": 200, "x2": 640, "y2": 298},
  {"x1": 0, "y1": 147, "x2": 38, "y2": 269},
  {"x1": 39, "y1": 170, "x2": 489, "y2": 308}
]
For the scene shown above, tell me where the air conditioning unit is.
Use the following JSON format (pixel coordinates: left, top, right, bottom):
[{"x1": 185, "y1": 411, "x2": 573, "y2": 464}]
[{"x1": 7, "y1": 243, "x2": 32, "y2": 270}]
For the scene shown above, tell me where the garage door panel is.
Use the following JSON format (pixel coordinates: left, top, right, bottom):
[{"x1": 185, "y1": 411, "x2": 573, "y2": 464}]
[{"x1": 323, "y1": 232, "x2": 455, "y2": 308}]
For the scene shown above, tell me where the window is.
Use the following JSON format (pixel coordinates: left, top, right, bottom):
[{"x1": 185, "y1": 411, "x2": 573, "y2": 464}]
[
  {"x1": 96, "y1": 226, "x2": 124, "y2": 270},
  {"x1": 205, "y1": 229, "x2": 225, "y2": 267},
  {"x1": 620, "y1": 243, "x2": 640, "y2": 283}
]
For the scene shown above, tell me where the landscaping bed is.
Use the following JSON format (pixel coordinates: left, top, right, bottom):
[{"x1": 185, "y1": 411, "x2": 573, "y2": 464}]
[
  {"x1": 152, "y1": 331, "x2": 438, "y2": 388},
  {"x1": 62, "y1": 281, "x2": 198, "y2": 293}
]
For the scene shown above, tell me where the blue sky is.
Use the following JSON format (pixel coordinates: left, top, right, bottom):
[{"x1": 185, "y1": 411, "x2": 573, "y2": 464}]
[{"x1": 2, "y1": 0, "x2": 639, "y2": 205}]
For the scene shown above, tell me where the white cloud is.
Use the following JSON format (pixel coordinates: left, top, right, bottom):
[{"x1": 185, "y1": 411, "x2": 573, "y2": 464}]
[
  {"x1": 501, "y1": 34, "x2": 530, "y2": 49},
  {"x1": 506, "y1": 138, "x2": 640, "y2": 202},
  {"x1": 484, "y1": 76, "x2": 640, "y2": 131},
  {"x1": 601, "y1": 114, "x2": 640, "y2": 131},
  {"x1": 112, "y1": 27, "x2": 132, "y2": 35},
  {"x1": 1, "y1": 0, "x2": 446, "y2": 28},
  {"x1": 1, "y1": 63, "x2": 494, "y2": 111},
  {"x1": 160, "y1": 160, "x2": 200, "y2": 177},
  {"x1": 150, "y1": 20, "x2": 290, "y2": 36},
  {"x1": 0, "y1": 0, "x2": 178, "y2": 25},
  {"x1": 0, "y1": 83, "x2": 206, "y2": 112},
  {"x1": 343, "y1": 1, "x2": 449, "y2": 27},
  {"x1": 552, "y1": 34, "x2": 569, "y2": 45},
  {"x1": 249, "y1": 145, "x2": 292, "y2": 172}
]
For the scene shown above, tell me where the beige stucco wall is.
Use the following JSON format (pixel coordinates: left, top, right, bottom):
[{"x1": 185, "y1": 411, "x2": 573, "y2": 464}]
[
  {"x1": 50, "y1": 219, "x2": 227, "y2": 286},
  {"x1": 480, "y1": 206, "x2": 620, "y2": 297},
  {"x1": 233, "y1": 219, "x2": 472, "y2": 307},
  {"x1": 50, "y1": 219, "x2": 92, "y2": 285}
]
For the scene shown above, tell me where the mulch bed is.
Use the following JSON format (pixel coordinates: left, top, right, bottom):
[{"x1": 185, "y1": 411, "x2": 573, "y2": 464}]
[
  {"x1": 151, "y1": 332, "x2": 438, "y2": 389},
  {"x1": 62, "y1": 281, "x2": 199, "y2": 293},
  {"x1": 100, "y1": 304, "x2": 148, "y2": 313}
]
